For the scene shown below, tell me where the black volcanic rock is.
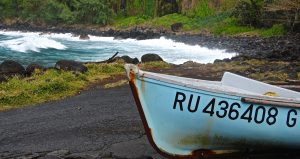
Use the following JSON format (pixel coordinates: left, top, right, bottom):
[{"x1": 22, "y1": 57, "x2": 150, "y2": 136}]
[
  {"x1": 0, "y1": 60, "x2": 26, "y2": 76},
  {"x1": 171, "y1": 23, "x2": 183, "y2": 32},
  {"x1": 26, "y1": 63, "x2": 44, "y2": 75},
  {"x1": 120, "y1": 55, "x2": 135, "y2": 63},
  {"x1": 55, "y1": 60, "x2": 87, "y2": 73},
  {"x1": 141, "y1": 54, "x2": 163, "y2": 63},
  {"x1": 0, "y1": 75, "x2": 7, "y2": 82},
  {"x1": 132, "y1": 57, "x2": 139, "y2": 64},
  {"x1": 115, "y1": 55, "x2": 140, "y2": 64},
  {"x1": 79, "y1": 34, "x2": 90, "y2": 40}
]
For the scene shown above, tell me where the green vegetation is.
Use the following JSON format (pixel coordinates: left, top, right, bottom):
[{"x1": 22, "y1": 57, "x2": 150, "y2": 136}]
[
  {"x1": 183, "y1": 0, "x2": 215, "y2": 18},
  {"x1": 145, "y1": 13, "x2": 190, "y2": 29},
  {"x1": 260, "y1": 24, "x2": 287, "y2": 37},
  {"x1": 104, "y1": 79, "x2": 128, "y2": 89},
  {"x1": 231, "y1": 0, "x2": 264, "y2": 27},
  {"x1": 249, "y1": 72, "x2": 288, "y2": 82},
  {"x1": 114, "y1": 14, "x2": 287, "y2": 37},
  {"x1": 0, "y1": 63, "x2": 124, "y2": 111},
  {"x1": 0, "y1": 0, "x2": 112, "y2": 25},
  {"x1": 0, "y1": 61, "x2": 173, "y2": 111},
  {"x1": 211, "y1": 18, "x2": 286, "y2": 37},
  {"x1": 113, "y1": 16, "x2": 150, "y2": 29},
  {"x1": 0, "y1": 60, "x2": 297, "y2": 111},
  {"x1": 140, "y1": 61, "x2": 171, "y2": 69},
  {"x1": 185, "y1": 59, "x2": 292, "y2": 82},
  {"x1": 1, "y1": 0, "x2": 298, "y2": 36},
  {"x1": 111, "y1": 0, "x2": 293, "y2": 36},
  {"x1": 212, "y1": 17, "x2": 256, "y2": 35}
]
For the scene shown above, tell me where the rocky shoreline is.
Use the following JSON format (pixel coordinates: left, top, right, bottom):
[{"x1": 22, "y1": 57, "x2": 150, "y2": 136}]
[
  {"x1": 167, "y1": 33, "x2": 300, "y2": 61},
  {"x1": 1, "y1": 22, "x2": 300, "y2": 86},
  {"x1": 0, "y1": 22, "x2": 299, "y2": 62},
  {"x1": 0, "y1": 53, "x2": 164, "y2": 82},
  {"x1": 1, "y1": 23, "x2": 300, "y2": 159}
]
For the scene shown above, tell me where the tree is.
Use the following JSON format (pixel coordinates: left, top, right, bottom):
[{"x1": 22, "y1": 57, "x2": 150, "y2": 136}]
[
  {"x1": 0, "y1": 0, "x2": 23, "y2": 19},
  {"x1": 232, "y1": 0, "x2": 264, "y2": 27},
  {"x1": 72, "y1": 0, "x2": 112, "y2": 24},
  {"x1": 265, "y1": 0, "x2": 300, "y2": 31}
]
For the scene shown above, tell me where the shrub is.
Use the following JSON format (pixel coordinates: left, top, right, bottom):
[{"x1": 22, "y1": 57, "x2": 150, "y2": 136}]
[
  {"x1": 261, "y1": 24, "x2": 286, "y2": 37},
  {"x1": 183, "y1": 0, "x2": 216, "y2": 18},
  {"x1": 232, "y1": 0, "x2": 264, "y2": 27},
  {"x1": 113, "y1": 16, "x2": 150, "y2": 28},
  {"x1": 72, "y1": 0, "x2": 112, "y2": 24}
]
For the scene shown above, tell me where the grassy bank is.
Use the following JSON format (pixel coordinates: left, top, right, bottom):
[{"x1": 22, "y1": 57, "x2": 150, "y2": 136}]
[
  {"x1": 0, "y1": 61, "x2": 172, "y2": 111},
  {"x1": 1, "y1": 60, "x2": 298, "y2": 111},
  {"x1": 0, "y1": 62, "x2": 124, "y2": 111},
  {"x1": 112, "y1": 13, "x2": 286, "y2": 37},
  {"x1": 1, "y1": 0, "x2": 293, "y2": 37}
]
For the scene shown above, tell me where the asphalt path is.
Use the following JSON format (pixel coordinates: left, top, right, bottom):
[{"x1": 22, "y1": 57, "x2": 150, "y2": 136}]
[{"x1": 0, "y1": 85, "x2": 164, "y2": 158}]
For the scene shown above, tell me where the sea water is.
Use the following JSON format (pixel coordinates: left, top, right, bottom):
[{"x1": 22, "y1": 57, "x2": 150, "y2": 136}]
[{"x1": 0, "y1": 30, "x2": 236, "y2": 67}]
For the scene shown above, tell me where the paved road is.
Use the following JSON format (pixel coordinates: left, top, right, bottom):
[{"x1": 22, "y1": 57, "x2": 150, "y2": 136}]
[{"x1": 0, "y1": 85, "x2": 164, "y2": 159}]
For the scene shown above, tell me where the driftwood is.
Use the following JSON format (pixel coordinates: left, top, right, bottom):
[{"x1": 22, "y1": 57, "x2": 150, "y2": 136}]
[
  {"x1": 106, "y1": 51, "x2": 119, "y2": 63},
  {"x1": 85, "y1": 52, "x2": 119, "y2": 64}
]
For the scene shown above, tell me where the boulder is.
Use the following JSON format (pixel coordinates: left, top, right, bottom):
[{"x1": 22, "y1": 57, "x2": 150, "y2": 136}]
[
  {"x1": 171, "y1": 23, "x2": 183, "y2": 32},
  {"x1": 141, "y1": 54, "x2": 163, "y2": 63},
  {"x1": 214, "y1": 58, "x2": 231, "y2": 63},
  {"x1": 0, "y1": 75, "x2": 7, "y2": 83},
  {"x1": 132, "y1": 57, "x2": 139, "y2": 64},
  {"x1": 120, "y1": 55, "x2": 133, "y2": 63},
  {"x1": 55, "y1": 60, "x2": 88, "y2": 73},
  {"x1": 26, "y1": 63, "x2": 44, "y2": 75},
  {"x1": 115, "y1": 56, "x2": 140, "y2": 64},
  {"x1": 0, "y1": 60, "x2": 26, "y2": 76},
  {"x1": 122, "y1": 56, "x2": 140, "y2": 64},
  {"x1": 181, "y1": 61, "x2": 203, "y2": 67},
  {"x1": 213, "y1": 59, "x2": 223, "y2": 63},
  {"x1": 79, "y1": 34, "x2": 90, "y2": 40}
]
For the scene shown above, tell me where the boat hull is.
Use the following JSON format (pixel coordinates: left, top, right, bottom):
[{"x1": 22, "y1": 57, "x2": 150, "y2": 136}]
[{"x1": 127, "y1": 67, "x2": 300, "y2": 158}]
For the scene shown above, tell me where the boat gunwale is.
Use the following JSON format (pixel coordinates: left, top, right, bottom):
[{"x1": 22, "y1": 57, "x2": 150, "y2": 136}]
[{"x1": 132, "y1": 67, "x2": 300, "y2": 107}]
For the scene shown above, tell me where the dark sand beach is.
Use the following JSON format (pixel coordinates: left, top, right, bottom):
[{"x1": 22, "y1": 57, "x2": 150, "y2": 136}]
[{"x1": 0, "y1": 83, "x2": 164, "y2": 159}]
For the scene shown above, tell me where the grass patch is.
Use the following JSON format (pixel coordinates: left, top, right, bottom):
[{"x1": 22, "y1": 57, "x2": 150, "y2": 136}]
[
  {"x1": 0, "y1": 63, "x2": 125, "y2": 111},
  {"x1": 191, "y1": 59, "x2": 291, "y2": 81},
  {"x1": 104, "y1": 79, "x2": 128, "y2": 89},
  {"x1": 183, "y1": 0, "x2": 215, "y2": 18},
  {"x1": 146, "y1": 13, "x2": 190, "y2": 29},
  {"x1": 260, "y1": 24, "x2": 286, "y2": 37},
  {"x1": 211, "y1": 61, "x2": 249, "y2": 72},
  {"x1": 249, "y1": 72, "x2": 288, "y2": 82},
  {"x1": 212, "y1": 17, "x2": 257, "y2": 36},
  {"x1": 111, "y1": 12, "x2": 287, "y2": 37},
  {"x1": 113, "y1": 16, "x2": 149, "y2": 29},
  {"x1": 140, "y1": 61, "x2": 171, "y2": 69}
]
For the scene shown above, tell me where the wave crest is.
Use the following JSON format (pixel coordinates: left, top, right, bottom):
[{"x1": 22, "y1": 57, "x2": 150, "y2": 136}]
[{"x1": 0, "y1": 34, "x2": 67, "y2": 53}]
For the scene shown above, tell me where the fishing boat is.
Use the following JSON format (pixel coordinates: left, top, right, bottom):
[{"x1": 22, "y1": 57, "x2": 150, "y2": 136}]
[{"x1": 124, "y1": 64, "x2": 300, "y2": 158}]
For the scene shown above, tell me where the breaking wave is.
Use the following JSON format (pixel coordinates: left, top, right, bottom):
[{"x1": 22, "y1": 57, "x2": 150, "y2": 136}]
[
  {"x1": 0, "y1": 30, "x2": 236, "y2": 65},
  {"x1": 0, "y1": 31, "x2": 66, "y2": 53}
]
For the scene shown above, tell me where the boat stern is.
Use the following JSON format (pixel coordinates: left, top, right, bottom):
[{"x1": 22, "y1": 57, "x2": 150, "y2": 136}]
[{"x1": 124, "y1": 64, "x2": 139, "y2": 81}]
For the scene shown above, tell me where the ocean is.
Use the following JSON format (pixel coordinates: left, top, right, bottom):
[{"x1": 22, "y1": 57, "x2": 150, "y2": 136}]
[{"x1": 0, "y1": 30, "x2": 235, "y2": 67}]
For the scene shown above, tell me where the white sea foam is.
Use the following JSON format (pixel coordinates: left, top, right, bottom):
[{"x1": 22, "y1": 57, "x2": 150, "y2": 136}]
[
  {"x1": 0, "y1": 30, "x2": 236, "y2": 64},
  {"x1": 0, "y1": 31, "x2": 67, "y2": 52},
  {"x1": 87, "y1": 37, "x2": 236, "y2": 64}
]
